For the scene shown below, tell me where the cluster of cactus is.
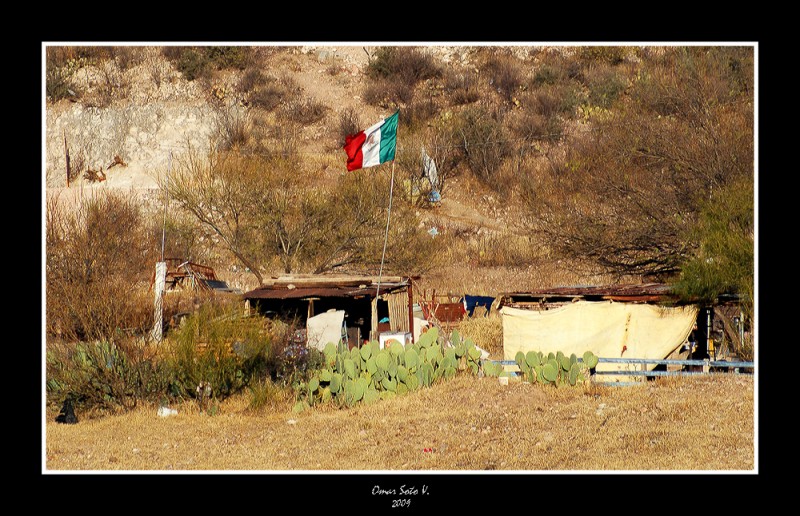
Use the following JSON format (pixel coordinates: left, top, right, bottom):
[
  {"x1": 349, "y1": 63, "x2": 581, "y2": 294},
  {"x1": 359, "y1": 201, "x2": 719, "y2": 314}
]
[
  {"x1": 514, "y1": 350, "x2": 599, "y2": 386},
  {"x1": 292, "y1": 328, "x2": 501, "y2": 412}
]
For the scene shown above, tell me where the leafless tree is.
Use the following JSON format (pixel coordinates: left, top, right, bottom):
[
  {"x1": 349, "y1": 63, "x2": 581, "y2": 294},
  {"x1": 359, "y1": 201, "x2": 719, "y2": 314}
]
[{"x1": 522, "y1": 46, "x2": 754, "y2": 280}]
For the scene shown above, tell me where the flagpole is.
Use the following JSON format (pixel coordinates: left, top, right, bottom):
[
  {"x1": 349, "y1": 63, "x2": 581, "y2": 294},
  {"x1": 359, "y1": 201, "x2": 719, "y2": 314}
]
[{"x1": 376, "y1": 160, "x2": 395, "y2": 302}]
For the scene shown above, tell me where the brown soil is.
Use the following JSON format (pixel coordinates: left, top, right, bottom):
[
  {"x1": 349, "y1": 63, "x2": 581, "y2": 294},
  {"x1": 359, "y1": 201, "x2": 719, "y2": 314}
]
[{"x1": 45, "y1": 373, "x2": 755, "y2": 474}]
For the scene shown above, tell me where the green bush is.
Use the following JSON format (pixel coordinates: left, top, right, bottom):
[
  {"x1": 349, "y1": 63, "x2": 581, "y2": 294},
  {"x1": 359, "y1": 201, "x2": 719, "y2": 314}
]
[
  {"x1": 206, "y1": 46, "x2": 251, "y2": 70},
  {"x1": 45, "y1": 47, "x2": 85, "y2": 102},
  {"x1": 46, "y1": 339, "x2": 170, "y2": 415},
  {"x1": 674, "y1": 174, "x2": 754, "y2": 350},
  {"x1": 46, "y1": 65, "x2": 77, "y2": 102},
  {"x1": 587, "y1": 67, "x2": 627, "y2": 109},
  {"x1": 163, "y1": 46, "x2": 211, "y2": 81},
  {"x1": 366, "y1": 47, "x2": 440, "y2": 83},
  {"x1": 163, "y1": 303, "x2": 276, "y2": 402},
  {"x1": 532, "y1": 64, "x2": 562, "y2": 86},
  {"x1": 45, "y1": 302, "x2": 315, "y2": 416},
  {"x1": 579, "y1": 46, "x2": 627, "y2": 65}
]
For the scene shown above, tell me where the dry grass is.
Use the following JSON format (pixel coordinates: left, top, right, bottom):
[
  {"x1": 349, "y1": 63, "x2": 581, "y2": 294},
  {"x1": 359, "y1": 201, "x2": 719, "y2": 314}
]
[
  {"x1": 453, "y1": 310, "x2": 504, "y2": 358},
  {"x1": 45, "y1": 373, "x2": 755, "y2": 473}
]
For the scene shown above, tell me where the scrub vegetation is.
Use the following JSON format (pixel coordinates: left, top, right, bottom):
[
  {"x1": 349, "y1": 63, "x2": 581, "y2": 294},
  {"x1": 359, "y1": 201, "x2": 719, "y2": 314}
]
[{"x1": 44, "y1": 44, "x2": 756, "y2": 473}]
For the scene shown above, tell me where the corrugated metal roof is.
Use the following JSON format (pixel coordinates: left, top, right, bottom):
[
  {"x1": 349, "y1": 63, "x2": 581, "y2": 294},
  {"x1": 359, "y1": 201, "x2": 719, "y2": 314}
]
[
  {"x1": 504, "y1": 283, "x2": 673, "y2": 298},
  {"x1": 499, "y1": 283, "x2": 678, "y2": 304},
  {"x1": 243, "y1": 275, "x2": 410, "y2": 300}
]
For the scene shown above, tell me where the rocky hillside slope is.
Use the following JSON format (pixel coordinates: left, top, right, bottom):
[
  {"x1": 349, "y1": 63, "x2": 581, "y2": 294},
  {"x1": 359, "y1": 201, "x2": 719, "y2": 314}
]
[{"x1": 43, "y1": 44, "x2": 595, "y2": 294}]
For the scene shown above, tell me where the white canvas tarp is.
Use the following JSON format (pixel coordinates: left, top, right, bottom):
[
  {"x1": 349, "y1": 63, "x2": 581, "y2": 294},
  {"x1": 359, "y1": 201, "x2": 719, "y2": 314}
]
[
  {"x1": 501, "y1": 301, "x2": 698, "y2": 381},
  {"x1": 306, "y1": 310, "x2": 345, "y2": 351}
]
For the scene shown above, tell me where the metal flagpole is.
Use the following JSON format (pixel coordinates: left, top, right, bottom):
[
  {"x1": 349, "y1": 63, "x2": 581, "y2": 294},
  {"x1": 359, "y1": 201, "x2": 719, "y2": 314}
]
[{"x1": 375, "y1": 160, "x2": 396, "y2": 301}]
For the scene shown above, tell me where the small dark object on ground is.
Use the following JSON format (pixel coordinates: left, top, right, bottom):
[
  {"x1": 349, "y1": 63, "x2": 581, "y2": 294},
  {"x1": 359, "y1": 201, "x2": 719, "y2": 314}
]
[{"x1": 55, "y1": 399, "x2": 78, "y2": 424}]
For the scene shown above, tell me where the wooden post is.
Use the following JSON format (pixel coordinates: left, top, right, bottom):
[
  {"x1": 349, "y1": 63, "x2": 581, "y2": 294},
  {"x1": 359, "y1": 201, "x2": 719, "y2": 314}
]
[
  {"x1": 407, "y1": 280, "x2": 414, "y2": 343},
  {"x1": 151, "y1": 261, "x2": 167, "y2": 343},
  {"x1": 64, "y1": 133, "x2": 71, "y2": 188}
]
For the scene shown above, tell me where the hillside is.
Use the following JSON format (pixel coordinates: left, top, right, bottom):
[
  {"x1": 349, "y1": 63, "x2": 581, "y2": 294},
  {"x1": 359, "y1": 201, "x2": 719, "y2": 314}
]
[
  {"x1": 44, "y1": 44, "x2": 754, "y2": 299},
  {"x1": 44, "y1": 45, "x2": 584, "y2": 295}
]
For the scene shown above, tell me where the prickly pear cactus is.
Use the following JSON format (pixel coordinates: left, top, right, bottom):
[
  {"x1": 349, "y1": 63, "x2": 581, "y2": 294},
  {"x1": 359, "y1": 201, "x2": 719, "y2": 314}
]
[
  {"x1": 405, "y1": 348, "x2": 419, "y2": 370},
  {"x1": 525, "y1": 351, "x2": 539, "y2": 368},
  {"x1": 542, "y1": 362, "x2": 558, "y2": 383},
  {"x1": 583, "y1": 350, "x2": 599, "y2": 369}
]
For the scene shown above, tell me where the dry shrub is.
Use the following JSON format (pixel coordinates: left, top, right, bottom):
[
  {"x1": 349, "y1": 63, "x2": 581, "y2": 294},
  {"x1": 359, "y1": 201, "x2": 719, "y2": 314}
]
[
  {"x1": 83, "y1": 60, "x2": 130, "y2": 108},
  {"x1": 444, "y1": 69, "x2": 480, "y2": 105},
  {"x1": 452, "y1": 105, "x2": 512, "y2": 188},
  {"x1": 480, "y1": 52, "x2": 525, "y2": 103},
  {"x1": 509, "y1": 108, "x2": 559, "y2": 143},
  {"x1": 213, "y1": 101, "x2": 252, "y2": 150},
  {"x1": 46, "y1": 190, "x2": 156, "y2": 343},
  {"x1": 110, "y1": 46, "x2": 147, "y2": 71},
  {"x1": 336, "y1": 107, "x2": 362, "y2": 147},
  {"x1": 238, "y1": 68, "x2": 268, "y2": 94},
  {"x1": 363, "y1": 47, "x2": 440, "y2": 108},
  {"x1": 401, "y1": 94, "x2": 440, "y2": 130},
  {"x1": 363, "y1": 76, "x2": 415, "y2": 106},
  {"x1": 246, "y1": 78, "x2": 286, "y2": 111},
  {"x1": 266, "y1": 123, "x2": 300, "y2": 161},
  {"x1": 468, "y1": 230, "x2": 540, "y2": 267},
  {"x1": 244, "y1": 377, "x2": 294, "y2": 413},
  {"x1": 278, "y1": 96, "x2": 328, "y2": 125}
]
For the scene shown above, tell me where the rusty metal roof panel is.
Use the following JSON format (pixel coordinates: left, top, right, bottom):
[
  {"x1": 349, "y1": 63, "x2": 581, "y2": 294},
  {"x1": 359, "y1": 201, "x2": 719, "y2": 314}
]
[
  {"x1": 500, "y1": 283, "x2": 677, "y2": 303},
  {"x1": 243, "y1": 279, "x2": 409, "y2": 300}
]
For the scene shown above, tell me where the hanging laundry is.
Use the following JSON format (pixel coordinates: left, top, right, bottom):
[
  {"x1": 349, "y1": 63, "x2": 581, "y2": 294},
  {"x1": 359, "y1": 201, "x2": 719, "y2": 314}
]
[
  {"x1": 464, "y1": 294, "x2": 495, "y2": 317},
  {"x1": 421, "y1": 146, "x2": 439, "y2": 190}
]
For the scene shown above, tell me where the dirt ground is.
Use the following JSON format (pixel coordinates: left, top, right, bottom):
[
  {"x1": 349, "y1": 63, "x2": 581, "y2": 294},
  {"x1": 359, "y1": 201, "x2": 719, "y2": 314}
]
[
  {"x1": 45, "y1": 373, "x2": 756, "y2": 473},
  {"x1": 41, "y1": 48, "x2": 761, "y2": 503}
]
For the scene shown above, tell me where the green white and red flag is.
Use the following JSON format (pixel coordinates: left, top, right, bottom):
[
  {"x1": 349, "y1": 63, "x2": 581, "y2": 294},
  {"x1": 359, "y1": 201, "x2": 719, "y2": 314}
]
[{"x1": 343, "y1": 110, "x2": 399, "y2": 171}]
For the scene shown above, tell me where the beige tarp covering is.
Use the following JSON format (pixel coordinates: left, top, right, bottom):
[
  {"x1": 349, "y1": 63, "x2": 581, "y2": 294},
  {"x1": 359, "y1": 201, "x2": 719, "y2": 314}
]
[
  {"x1": 306, "y1": 310, "x2": 345, "y2": 351},
  {"x1": 501, "y1": 301, "x2": 698, "y2": 382}
]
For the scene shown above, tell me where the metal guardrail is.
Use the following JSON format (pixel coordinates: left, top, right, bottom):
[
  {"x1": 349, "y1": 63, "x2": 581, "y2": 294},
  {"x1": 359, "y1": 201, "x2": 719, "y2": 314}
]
[{"x1": 487, "y1": 357, "x2": 755, "y2": 385}]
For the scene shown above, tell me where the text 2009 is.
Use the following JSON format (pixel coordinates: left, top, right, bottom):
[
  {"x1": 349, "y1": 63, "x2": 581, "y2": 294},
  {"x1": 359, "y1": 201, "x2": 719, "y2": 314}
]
[{"x1": 391, "y1": 499, "x2": 411, "y2": 508}]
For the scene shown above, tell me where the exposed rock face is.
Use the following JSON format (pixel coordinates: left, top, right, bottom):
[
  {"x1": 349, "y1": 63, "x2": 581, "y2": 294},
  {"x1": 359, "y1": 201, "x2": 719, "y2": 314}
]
[{"x1": 45, "y1": 101, "x2": 217, "y2": 190}]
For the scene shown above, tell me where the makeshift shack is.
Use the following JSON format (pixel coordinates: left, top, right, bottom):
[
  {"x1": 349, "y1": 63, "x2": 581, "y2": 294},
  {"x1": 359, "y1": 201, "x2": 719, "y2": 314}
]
[
  {"x1": 153, "y1": 258, "x2": 239, "y2": 294},
  {"x1": 497, "y1": 283, "x2": 744, "y2": 382},
  {"x1": 243, "y1": 274, "x2": 421, "y2": 350}
]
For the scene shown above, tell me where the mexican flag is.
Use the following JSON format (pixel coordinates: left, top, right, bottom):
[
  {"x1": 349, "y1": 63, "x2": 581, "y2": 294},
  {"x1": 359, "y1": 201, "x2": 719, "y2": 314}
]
[{"x1": 343, "y1": 110, "x2": 399, "y2": 171}]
